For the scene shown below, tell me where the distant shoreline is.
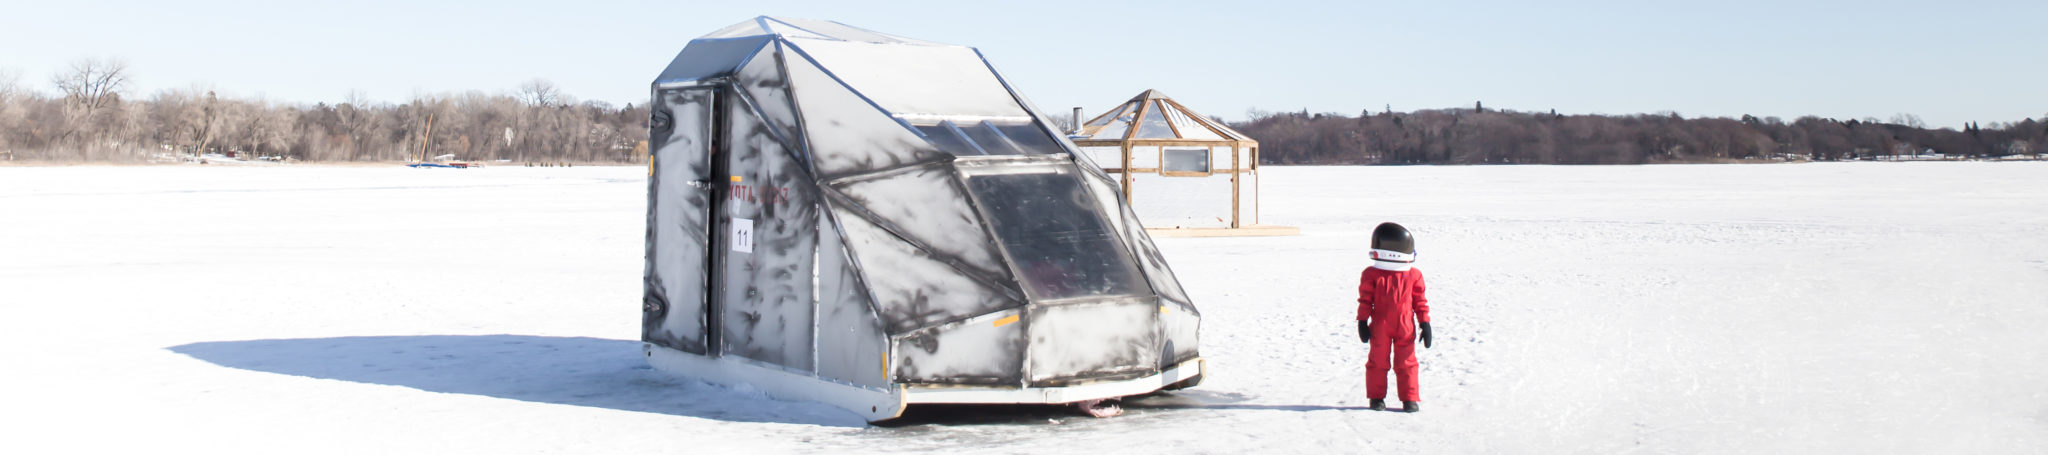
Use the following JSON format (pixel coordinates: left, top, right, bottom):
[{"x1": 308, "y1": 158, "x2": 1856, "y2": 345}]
[{"x1": 5, "y1": 158, "x2": 2041, "y2": 168}]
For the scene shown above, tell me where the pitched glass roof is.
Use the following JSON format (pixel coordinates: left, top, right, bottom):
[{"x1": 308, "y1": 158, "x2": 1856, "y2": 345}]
[{"x1": 1077, "y1": 90, "x2": 1254, "y2": 142}]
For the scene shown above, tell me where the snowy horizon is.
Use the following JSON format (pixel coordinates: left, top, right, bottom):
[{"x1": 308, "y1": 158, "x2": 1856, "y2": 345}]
[{"x1": 4, "y1": 162, "x2": 2044, "y2": 451}]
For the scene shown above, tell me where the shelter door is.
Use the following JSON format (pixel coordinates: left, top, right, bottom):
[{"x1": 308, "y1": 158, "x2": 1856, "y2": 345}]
[
  {"x1": 645, "y1": 86, "x2": 720, "y2": 355},
  {"x1": 708, "y1": 90, "x2": 746, "y2": 358}
]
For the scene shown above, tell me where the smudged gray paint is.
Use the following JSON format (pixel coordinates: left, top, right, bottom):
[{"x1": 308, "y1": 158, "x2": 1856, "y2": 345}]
[
  {"x1": 648, "y1": 27, "x2": 1203, "y2": 390},
  {"x1": 830, "y1": 164, "x2": 1011, "y2": 281},
  {"x1": 1160, "y1": 299, "x2": 1201, "y2": 365},
  {"x1": 1024, "y1": 299, "x2": 1159, "y2": 386},
  {"x1": 717, "y1": 94, "x2": 818, "y2": 371},
  {"x1": 780, "y1": 46, "x2": 947, "y2": 179},
  {"x1": 736, "y1": 42, "x2": 804, "y2": 154},
  {"x1": 830, "y1": 205, "x2": 1020, "y2": 334},
  {"x1": 814, "y1": 210, "x2": 889, "y2": 388},
  {"x1": 894, "y1": 315, "x2": 1025, "y2": 385},
  {"x1": 644, "y1": 88, "x2": 715, "y2": 355},
  {"x1": 653, "y1": 36, "x2": 772, "y2": 85}
]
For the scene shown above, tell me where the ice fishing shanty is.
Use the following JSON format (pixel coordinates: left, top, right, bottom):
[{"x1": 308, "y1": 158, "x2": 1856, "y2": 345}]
[
  {"x1": 641, "y1": 17, "x2": 1203, "y2": 421},
  {"x1": 1071, "y1": 91, "x2": 1293, "y2": 236}
]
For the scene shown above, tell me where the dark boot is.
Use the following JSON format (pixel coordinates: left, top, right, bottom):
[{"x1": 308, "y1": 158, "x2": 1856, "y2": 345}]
[
  {"x1": 1402, "y1": 401, "x2": 1420, "y2": 413},
  {"x1": 1368, "y1": 399, "x2": 1386, "y2": 411}
]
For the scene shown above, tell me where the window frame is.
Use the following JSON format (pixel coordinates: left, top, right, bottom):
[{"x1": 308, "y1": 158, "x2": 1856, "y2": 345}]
[{"x1": 1159, "y1": 146, "x2": 1213, "y2": 177}]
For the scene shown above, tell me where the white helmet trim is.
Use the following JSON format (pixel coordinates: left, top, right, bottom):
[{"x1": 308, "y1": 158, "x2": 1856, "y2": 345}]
[{"x1": 1370, "y1": 249, "x2": 1415, "y2": 264}]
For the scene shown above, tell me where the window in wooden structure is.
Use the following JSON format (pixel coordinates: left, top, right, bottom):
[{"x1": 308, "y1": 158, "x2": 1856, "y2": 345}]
[{"x1": 1161, "y1": 147, "x2": 1211, "y2": 176}]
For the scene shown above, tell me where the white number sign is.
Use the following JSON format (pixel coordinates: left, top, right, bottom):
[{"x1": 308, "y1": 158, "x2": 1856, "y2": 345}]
[{"x1": 730, "y1": 218, "x2": 754, "y2": 253}]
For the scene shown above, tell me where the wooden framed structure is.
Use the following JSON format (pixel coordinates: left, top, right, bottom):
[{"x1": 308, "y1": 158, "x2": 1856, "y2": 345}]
[{"x1": 1072, "y1": 90, "x2": 1273, "y2": 231}]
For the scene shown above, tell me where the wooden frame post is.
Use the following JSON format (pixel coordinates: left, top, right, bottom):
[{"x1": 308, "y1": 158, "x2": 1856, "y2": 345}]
[
  {"x1": 1229, "y1": 144, "x2": 1240, "y2": 228},
  {"x1": 1121, "y1": 142, "x2": 1134, "y2": 203}
]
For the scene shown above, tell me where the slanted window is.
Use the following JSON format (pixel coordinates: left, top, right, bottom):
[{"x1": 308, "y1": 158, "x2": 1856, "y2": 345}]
[
  {"x1": 1161, "y1": 147, "x2": 1211, "y2": 176},
  {"x1": 911, "y1": 119, "x2": 1060, "y2": 156},
  {"x1": 964, "y1": 166, "x2": 1146, "y2": 300}
]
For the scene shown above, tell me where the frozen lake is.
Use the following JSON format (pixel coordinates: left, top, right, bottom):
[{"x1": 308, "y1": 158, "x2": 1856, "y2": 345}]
[{"x1": 3, "y1": 162, "x2": 2045, "y2": 452}]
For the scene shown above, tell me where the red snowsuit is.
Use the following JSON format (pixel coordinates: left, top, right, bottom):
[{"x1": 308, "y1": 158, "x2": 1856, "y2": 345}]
[{"x1": 1358, "y1": 266, "x2": 1429, "y2": 402}]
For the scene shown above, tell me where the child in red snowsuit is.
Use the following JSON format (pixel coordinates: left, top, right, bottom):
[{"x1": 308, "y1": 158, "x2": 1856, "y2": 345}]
[{"x1": 1357, "y1": 222, "x2": 1432, "y2": 413}]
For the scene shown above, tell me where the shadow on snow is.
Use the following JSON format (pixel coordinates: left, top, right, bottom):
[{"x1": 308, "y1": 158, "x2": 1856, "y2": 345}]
[
  {"x1": 167, "y1": 335, "x2": 865, "y2": 427},
  {"x1": 877, "y1": 390, "x2": 1373, "y2": 429},
  {"x1": 170, "y1": 335, "x2": 1361, "y2": 429}
]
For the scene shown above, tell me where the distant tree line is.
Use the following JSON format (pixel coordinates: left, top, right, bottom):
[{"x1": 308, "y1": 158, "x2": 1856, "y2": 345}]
[
  {"x1": 7, "y1": 59, "x2": 2044, "y2": 166},
  {"x1": 0, "y1": 59, "x2": 649, "y2": 163},
  {"x1": 1233, "y1": 102, "x2": 2048, "y2": 165}
]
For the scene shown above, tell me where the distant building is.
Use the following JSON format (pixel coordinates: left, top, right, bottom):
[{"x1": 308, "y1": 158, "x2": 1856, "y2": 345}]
[{"x1": 1071, "y1": 90, "x2": 1275, "y2": 232}]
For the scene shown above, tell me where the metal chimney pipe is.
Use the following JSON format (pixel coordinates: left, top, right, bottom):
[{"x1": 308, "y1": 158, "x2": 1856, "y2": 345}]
[{"x1": 1070, "y1": 107, "x2": 1083, "y2": 134}]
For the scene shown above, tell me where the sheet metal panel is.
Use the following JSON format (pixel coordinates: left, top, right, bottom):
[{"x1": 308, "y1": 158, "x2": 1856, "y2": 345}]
[
  {"x1": 781, "y1": 49, "x2": 946, "y2": 179},
  {"x1": 1025, "y1": 299, "x2": 1160, "y2": 386},
  {"x1": 644, "y1": 88, "x2": 716, "y2": 354},
  {"x1": 734, "y1": 42, "x2": 804, "y2": 153},
  {"x1": 893, "y1": 313, "x2": 1026, "y2": 385},
  {"x1": 1159, "y1": 300, "x2": 1200, "y2": 366},
  {"x1": 654, "y1": 36, "x2": 772, "y2": 85},
  {"x1": 716, "y1": 95, "x2": 817, "y2": 371},
  {"x1": 814, "y1": 211, "x2": 890, "y2": 388},
  {"x1": 831, "y1": 165, "x2": 1011, "y2": 280},
  {"x1": 787, "y1": 39, "x2": 1026, "y2": 119},
  {"x1": 832, "y1": 205, "x2": 1020, "y2": 334}
]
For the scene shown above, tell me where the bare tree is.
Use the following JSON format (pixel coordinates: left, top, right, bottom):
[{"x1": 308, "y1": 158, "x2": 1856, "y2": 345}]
[
  {"x1": 1888, "y1": 113, "x2": 1926, "y2": 128},
  {"x1": 148, "y1": 89, "x2": 195, "y2": 155},
  {"x1": 242, "y1": 98, "x2": 296, "y2": 159},
  {"x1": 10, "y1": 60, "x2": 655, "y2": 163},
  {"x1": 336, "y1": 89, "x2": 379, "y2": 160},
  {"x1": 51, "y1": 58, "x2": 130, "y2": 127},
  {"x1": 192, "y1": 90, "x2": 221, "y2": 159},
  {"x1": 517, "y1": 79, "x2": 562, "y2": 108},
  {"x1": 0, "y1": 68, "x2": 19, "y2": 160},
  {"x1": 403, "y1": 93, "x2": 453, "y2": 162},
  {"x1": 0, "y1": 67, "x2": 20, "y2": 102}
]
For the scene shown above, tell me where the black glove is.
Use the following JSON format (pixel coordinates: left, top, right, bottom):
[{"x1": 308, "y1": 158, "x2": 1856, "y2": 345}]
[
  {"x1": 1357, "y1": 320, "x2": 1370, "y2": 344},
  {"x1": 1419, "y1": 322, "x2": 1433, "y2": 349}
]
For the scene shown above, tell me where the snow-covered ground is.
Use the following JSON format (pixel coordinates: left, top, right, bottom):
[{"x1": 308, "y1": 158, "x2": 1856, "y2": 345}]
[{"x1": 3, "y1": 163, "x2": 2045, "y2": 453}]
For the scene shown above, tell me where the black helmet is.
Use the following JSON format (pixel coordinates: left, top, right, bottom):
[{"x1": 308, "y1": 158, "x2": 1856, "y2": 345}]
[{"x1": 1371, "y1": 222, "x2": 1415, "y2": 263}]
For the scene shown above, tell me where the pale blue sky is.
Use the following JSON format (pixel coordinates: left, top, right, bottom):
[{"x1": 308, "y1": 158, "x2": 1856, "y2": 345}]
[{"x1": 3, "y1": 0, "x2": 2042, "y2": 128}]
